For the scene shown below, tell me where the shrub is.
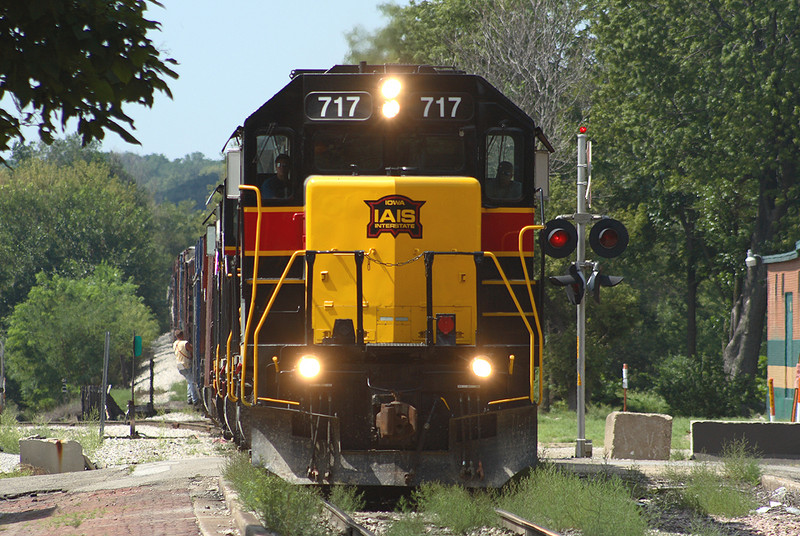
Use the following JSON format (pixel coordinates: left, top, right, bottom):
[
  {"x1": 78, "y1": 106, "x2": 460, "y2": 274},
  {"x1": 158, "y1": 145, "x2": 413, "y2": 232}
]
[{"x1": 654, "y1": 354, "x2": 760, "y2": 417}]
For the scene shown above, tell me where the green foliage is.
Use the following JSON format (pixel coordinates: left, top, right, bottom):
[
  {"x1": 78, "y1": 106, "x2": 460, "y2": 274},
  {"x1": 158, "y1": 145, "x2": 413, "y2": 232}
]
[
  {"x1": 0, "y1": 148, "x2": 208, "y2": 331},
  {"x1": 0, "y1": 0, "x2": 177, "y2": 163},
  {"x1": 498, "y1": 464, "x2": 648, "y2": 536},
  {"x1": 0, "y1": 403, "x2": 23, "y2": 454},
  {"x1": 654, "y1": 354, "x2": 760, "y2": 417},
  {"x1": 590, "y1": 0, "x2": 800, "y2": 376},
  {"x1": 222, "y1": 453, "x2": 325, "y2": 536},
  {"x1": 4, "y1": 264, "x2": 159, "y2": 411},
  {"x1": 680, "y1": 464, "x2": 758, "y2": 518},
  {"x1": 109, "y1": 151, "x2": 223, "y2": 209},
  {"x1": 345, "y1": 0, "x2": 482, "y2": 65},
  {"x1": 413, "y1": 482, "x2": 497, "y2": 534},
  {"x1": 327, "y1": 485, "x2": 365, "y2": 513},
  {"x1": 538, "y1": 403, "x2": 609, "y2": 447},
  {"x1": 720, "y1": 438, "x2": 762, "y2": 486},
  {"x1": 385, "y1": 515, "x2": 427, "y2": 536},
  {"x1": 0, "y1": 157, "x2": 157, "y2": 320},
  {"x1": 624, "y1": 390, "x2": 670, "y2": 414}
]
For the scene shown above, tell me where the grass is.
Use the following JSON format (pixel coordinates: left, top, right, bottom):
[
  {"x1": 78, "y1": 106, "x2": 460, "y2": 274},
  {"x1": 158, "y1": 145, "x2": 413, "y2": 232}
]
[
  {"x1": 413, "y1": 482, "x2": 497, "y2": 534},
  {"x1": 328, "y1": 485, "x2": 365, "y2": 513},
  {"x1": 537, "y1": 404, "x2": 751, "y2": 452},
  {"x1": 0, "y1": 404, "x2": 104, "y2": 458},
  {"x1": 223, "y1": 452, "x2": 326, "y2": 536},
  {"x1": 499, "y1": 464, "x2": 649, "y2": 536},
  {"x1": 0, "y1": 404, "x2": 24, "y2": 454}
]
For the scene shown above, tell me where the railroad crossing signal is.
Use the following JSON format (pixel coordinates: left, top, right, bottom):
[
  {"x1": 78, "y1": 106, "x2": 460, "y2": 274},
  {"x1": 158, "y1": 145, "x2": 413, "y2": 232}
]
[
  {"x1": 540, "y1": 219, "x2": 577, "y2": 258},
  {"x1": 588, "y1": 217, "x2": 628, "y2": 258},
  {"x1": 548, "y1": 263, "x2": 586, "y2": 305},
  {"x1": 586, "y1": 264, "x2": 624, "y2": 302}
]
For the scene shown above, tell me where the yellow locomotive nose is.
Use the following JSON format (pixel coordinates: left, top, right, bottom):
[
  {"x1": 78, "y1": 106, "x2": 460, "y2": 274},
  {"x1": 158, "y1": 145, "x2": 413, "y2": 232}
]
[{"x1": 305, "y1": 175, "x2": 481, "y2": 346}]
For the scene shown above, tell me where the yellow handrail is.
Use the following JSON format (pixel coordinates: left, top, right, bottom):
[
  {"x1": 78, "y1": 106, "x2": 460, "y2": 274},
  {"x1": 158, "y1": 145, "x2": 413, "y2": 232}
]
[
  {"x1": 252, "y1": 250, "x2": 305, "y2": 404},
  {"x1": 484, "y1": 251, "x2": 543, "y2": 405},
  {"x1": 226, "y1": 329, "x2": 237, "y2": 401},
  {"x1": 517, "y1": 225, "x2": 545, "y2": 405},
  {"x1": 237, "y1": 185, "x2": 263, "y2": 406},
  {"x1": 213, "y1": 343, "x2": 220, "y2": 392}
]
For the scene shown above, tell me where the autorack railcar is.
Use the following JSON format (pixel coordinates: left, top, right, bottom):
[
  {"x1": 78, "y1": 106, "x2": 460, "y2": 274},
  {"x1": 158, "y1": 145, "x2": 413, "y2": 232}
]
[{"x1": 172, "y1": 63, "x2": 553, "y2": 487}]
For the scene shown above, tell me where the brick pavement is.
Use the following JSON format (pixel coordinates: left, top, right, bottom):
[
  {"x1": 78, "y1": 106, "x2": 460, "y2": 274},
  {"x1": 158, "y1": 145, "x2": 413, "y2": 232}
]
[{"x1": 0, "y1": 475, "x2": 239, "y2": 536}]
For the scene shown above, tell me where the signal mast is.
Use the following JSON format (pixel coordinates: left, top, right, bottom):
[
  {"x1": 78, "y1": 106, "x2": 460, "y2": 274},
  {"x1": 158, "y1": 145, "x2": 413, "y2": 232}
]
[{"x1": 540, "y1": 127, "x2": 628, "y2": 458}]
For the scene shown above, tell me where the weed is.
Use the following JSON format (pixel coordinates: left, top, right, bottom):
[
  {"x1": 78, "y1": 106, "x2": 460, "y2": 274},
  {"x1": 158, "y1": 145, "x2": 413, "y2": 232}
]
[
  {"x1": 0, "y1": 404, "x2": 23, "y2": 454},
  {"x1": 223, "y1": 452, "x2": 326, "y2": 536},
  {"x1": 385, "y1": 514, "x2": 426, "y2": 536},
  {"x1": 413, "y1": 482, "x2": 497, "y2": 534},
  {"x1": 328, "y1": 485, "x2": 365, "y2": 513},
  {"x1": 720, "y1": 437, "x2": 762, "y2": 485},
  {"x1": 682, "y1": 464, "x2": 757, "y2": 517},
  {"x1": 498, "y1": 464, "x2": 648, "y2": 536}
]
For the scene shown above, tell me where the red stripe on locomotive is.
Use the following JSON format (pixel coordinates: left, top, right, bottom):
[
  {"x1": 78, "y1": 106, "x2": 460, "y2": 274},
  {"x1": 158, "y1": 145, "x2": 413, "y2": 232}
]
[
  {"x1": 243, "y1": 209, "x2": 305, "y2": 253},
  {"x1": 481, "y1": 210, "x2": 536, "y2": 252}
]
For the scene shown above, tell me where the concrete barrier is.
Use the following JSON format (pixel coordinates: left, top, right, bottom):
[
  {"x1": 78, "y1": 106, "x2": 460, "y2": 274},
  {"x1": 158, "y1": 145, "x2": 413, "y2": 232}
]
[
  {"x1": 604, "y1": 411, "x2": 672, "y2": 460},
  {"x1": 692, "y1": 420, "x2": 800, "y2": 459},
  {"x1": 19, "y1": 437, "x2": 85, "y2": 474}
]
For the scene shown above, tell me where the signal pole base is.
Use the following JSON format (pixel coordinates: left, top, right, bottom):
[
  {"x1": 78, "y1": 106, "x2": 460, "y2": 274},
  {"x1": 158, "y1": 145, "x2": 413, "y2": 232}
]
[{"x1": 575, "y1": 438, "x2": 592, "y2": 458}]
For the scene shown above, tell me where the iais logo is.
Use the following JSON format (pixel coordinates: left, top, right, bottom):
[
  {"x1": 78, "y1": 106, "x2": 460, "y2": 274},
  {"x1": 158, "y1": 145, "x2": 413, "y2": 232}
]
[{"x1": 365, "y1": 195, "x2": 425, "y2": 238}]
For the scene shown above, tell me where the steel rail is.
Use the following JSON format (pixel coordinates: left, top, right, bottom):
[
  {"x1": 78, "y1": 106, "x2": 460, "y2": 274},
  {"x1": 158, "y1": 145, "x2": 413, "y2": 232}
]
[
  {"x1": 321, "y1": 500, "x2": 377, "y2": 536},
  {"x1": 495, "y1": 508, "x2": 564, "y2": 536}
]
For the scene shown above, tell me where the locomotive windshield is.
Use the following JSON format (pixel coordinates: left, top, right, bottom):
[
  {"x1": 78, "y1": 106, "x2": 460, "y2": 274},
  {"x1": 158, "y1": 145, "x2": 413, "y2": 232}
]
[{"x1": 312, "y1": 129, "x2": 466, "y2": 174}]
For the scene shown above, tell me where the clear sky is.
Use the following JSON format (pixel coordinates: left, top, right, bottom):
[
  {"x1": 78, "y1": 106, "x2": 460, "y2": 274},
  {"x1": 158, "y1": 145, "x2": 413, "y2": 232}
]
[{"x1": 81, "y1": 1, "x2": 388, "y2": 161}]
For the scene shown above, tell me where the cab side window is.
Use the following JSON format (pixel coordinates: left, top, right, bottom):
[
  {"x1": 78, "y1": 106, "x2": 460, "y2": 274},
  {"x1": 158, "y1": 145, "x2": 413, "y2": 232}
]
[
  {"x1": 485, "y1": 131, "x2": 523, "y2": 202},
  {"x1": 256, "y1": 133, "x2": 292, "y2": 199}
]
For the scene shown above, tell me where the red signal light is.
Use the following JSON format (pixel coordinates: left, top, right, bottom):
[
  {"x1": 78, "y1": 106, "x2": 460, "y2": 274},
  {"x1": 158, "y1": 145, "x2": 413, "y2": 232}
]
[
  {"x1": 540, "y1": 219, "x2": 577, "y2": 258},
  {"x1": 588, "y1": 218, "x2": 629, "y2": 258},
  {"x1": 548, "y1": 229, "x2": 570, "y2": 249},
  {"x1": 598, "y1": 228, "x2": 618, "y2": 249},
  {"x1": 579, "y1": 126, "x2": 587, "y2": 133}
]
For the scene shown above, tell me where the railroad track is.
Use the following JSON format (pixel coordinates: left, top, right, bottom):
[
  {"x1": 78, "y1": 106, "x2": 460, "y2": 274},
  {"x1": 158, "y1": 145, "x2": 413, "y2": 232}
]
[
  {"x1": 17, "y1": 419, "x2": 219, "y2": 434},
  {"x1": 321, "y1": 500, "x2": 562, "y2": 536},
  {"x1": 496, "y1": 508, "x2": 564, "y2": 536},
  {"x1": 322, "y1": 500, "x2": 377, "y2": 536}
]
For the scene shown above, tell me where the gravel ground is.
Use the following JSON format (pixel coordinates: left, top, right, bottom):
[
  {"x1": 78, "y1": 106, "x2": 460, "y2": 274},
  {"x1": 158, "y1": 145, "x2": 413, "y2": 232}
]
[{"x1": 0, "y1": 333, "x2": 230, "y2": 474}]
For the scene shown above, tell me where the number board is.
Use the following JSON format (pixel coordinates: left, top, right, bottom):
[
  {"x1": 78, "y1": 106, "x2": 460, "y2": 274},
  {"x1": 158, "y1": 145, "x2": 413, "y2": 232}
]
[
  {"x1": 305, "y1": 92, "x2": 372, "y2": 121},
  {"x1": 413, "y1": 93, "x2": 473, "y2": 120}
]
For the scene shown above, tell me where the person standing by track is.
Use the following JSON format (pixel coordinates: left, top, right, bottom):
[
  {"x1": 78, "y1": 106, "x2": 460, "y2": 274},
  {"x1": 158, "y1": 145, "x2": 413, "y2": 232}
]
[{"x1": 173, "y1": 330, "x2": 200, "y2": 406}]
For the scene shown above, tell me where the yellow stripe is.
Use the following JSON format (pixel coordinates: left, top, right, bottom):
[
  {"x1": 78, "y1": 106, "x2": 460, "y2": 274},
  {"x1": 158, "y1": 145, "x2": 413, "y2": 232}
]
[
  {"x1": 243, "y1": 206, "x2": 304, "y2": 213},
  {"x1": 482, "y1": 312, "x2": 535, "y2": 317},
  {"x1": 242, "y1": 250, "x2": 300, "y2": 256},
  {"x1": 491, "y1": 251, "x2": 534, "y2": 257},
  {"x1": 481, "y1": 207, "x2": 536, "y2": 214}
]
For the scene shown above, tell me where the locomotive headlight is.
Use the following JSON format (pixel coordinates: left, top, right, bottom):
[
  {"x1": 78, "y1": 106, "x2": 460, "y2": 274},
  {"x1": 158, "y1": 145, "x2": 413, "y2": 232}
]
[
  {"x1": 298, "y1": 355, "x2": 321, "y2": 379},
  {"x1": 471, "y1": 356, "x2": 492, "y2": 378},
  {"x1": 382, "y1": 100, "x2": 400, "y2": 118},
  {"x1": 380, "y1": 78, "x2": 402, "y2": 99}
]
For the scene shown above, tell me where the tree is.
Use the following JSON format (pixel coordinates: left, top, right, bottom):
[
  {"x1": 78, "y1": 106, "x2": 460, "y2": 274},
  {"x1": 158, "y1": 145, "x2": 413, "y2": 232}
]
[
  {"x1": 4, "y1": 265, "x2": 159, "y2": 411},
  {"x1": 590, "y1": 1, "x2": 800, "y2": 377},
  {"x1": 346, "y1": 0, "x2": 591, "y2": 170},
  {"x1": 0, "y1": 157, "x2": 159, "y2": 321},
  {"x1": 0, "y1": 0, "x2": 177, "y2": 165}
]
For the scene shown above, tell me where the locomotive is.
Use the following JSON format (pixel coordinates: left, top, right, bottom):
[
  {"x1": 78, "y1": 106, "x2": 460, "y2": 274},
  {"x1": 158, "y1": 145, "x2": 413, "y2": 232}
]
[{"x1": 171, "y1": 63, "x2": 553, "y2": 487}]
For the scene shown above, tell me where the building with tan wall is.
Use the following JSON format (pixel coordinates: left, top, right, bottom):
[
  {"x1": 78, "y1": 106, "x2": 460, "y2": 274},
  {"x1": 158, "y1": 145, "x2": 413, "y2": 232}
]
[{"x1": 763, "y1": 240, "x2": 800, "y2": 420}]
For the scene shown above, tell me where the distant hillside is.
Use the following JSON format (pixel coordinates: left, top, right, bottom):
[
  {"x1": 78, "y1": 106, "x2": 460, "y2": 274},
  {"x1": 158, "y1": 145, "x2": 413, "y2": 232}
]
[{"x1": 111, "y1": 151, "x2": 224, "y2": 209}]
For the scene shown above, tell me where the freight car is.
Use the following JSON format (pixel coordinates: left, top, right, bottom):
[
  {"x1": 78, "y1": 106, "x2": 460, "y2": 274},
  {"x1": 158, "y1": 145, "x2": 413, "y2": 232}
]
[{"x1": 171, "y1": 63, "x2": 553, "y2": 487}]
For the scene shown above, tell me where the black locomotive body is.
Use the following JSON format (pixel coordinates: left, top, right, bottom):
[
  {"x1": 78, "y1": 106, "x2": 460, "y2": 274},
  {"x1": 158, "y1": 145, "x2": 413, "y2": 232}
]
[{"x1": 171, "y1": 64, "x2": 552, "y2": 487}]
